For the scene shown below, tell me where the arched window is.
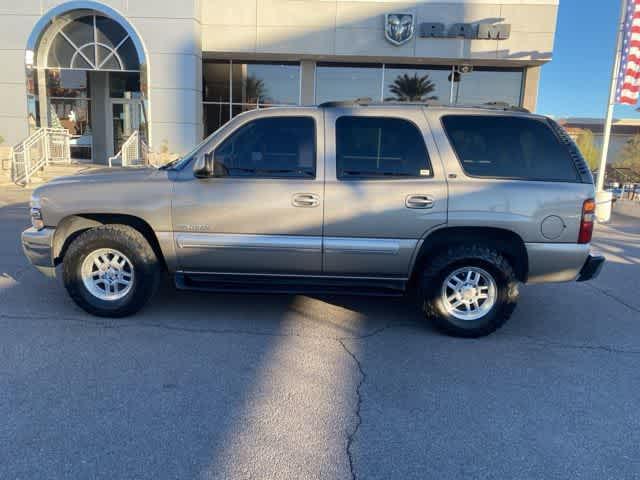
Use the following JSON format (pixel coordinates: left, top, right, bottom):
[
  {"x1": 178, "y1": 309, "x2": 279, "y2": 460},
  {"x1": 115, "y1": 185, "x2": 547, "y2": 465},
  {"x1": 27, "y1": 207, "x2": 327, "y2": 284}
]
[{"x1": 47, "y1": 15, "x2": 139, "y2": 71}]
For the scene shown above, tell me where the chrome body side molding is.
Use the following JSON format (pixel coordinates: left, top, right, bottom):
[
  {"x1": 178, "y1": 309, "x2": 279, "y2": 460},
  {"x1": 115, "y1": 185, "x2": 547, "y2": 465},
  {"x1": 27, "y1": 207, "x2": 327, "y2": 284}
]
[
  {"x1": 323, "y1": 237, "x2": 403, "y2": 255},
  {"x1": 176, "y1": 233, "x2": 322, "y2": 253}
]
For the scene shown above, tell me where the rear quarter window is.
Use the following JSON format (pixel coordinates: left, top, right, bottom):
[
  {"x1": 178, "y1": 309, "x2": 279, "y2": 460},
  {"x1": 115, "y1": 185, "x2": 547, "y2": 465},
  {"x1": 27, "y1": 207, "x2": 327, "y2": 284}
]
[{"x1": 441, "y1": 115, "x2": 580, "y2": 182}]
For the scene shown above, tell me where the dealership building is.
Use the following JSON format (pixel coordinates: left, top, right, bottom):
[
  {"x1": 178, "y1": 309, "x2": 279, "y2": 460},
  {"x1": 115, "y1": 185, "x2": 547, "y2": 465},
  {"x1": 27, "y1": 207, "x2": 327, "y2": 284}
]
[{"x1": 1, "y1": 0, "x2": 558, "y2": 163}]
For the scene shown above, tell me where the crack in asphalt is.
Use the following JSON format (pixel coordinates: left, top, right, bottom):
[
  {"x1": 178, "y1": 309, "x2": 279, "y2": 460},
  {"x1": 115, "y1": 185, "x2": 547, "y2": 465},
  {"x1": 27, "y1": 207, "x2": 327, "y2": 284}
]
[
  {"x1": 584, "y1": 282, "x2": 640, "y2": 314},
  {"x1": 518, "y1": 336, "x2": 640, "y2": 355},
  {"x1": 339, "y1": 339, "x2": 365, "y2": 480}
]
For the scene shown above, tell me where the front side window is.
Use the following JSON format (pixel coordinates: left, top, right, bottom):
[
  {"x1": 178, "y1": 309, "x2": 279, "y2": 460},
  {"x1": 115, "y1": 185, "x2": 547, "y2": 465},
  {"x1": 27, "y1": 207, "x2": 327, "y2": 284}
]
[
  {"x1": 336, "y1": 116, "x2": 432, "y2": 179},
  {"x1": 214, "y1": 117, "x2": 315, "y2": 178},
  {"x1": 441, "y1": 115, "x2": 579, "y2": 182}
]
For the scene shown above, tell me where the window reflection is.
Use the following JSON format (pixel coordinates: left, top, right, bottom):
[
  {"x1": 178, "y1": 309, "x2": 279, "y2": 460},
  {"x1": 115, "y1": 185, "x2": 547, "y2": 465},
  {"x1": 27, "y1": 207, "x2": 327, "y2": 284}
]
[
  {"x1": 109, "y1": 72, "x2": 141, "y2": 99},
  {"x1": 383, "y1": 66, "x2": 449, "y2": 102},
  {"x1": 231, "y1": 62, "x2": 299, "y2": 105},
  {"x1": 315, "y1": 63, "x2": 382, "y2": 104},
  {"x1": 202, "y1": 60, "x2": 301, "y2": 137},
  {"x1": 46, "y1": 70, "x2": 90, "y2": 98},
  {"x1": 454, "y1": 68, "x2": 523, "y2": 106}
]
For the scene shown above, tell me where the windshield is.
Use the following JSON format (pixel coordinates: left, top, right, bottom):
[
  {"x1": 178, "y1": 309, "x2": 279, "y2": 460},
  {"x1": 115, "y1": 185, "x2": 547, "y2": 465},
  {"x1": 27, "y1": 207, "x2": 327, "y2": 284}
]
[{"x1": 159, "y1": 137, "x2": 209, "y2": 171}]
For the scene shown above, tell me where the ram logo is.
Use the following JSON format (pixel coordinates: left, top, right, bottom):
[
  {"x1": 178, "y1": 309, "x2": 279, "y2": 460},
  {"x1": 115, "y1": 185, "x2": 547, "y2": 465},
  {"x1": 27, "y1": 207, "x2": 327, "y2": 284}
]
[{"x1": 385, "y1": 13, "x2": 414, "y2": 46}]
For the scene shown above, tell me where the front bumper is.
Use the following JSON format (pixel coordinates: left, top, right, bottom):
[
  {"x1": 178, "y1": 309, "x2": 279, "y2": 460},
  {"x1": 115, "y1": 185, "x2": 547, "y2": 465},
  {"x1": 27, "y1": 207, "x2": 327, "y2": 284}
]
[
  {"x1": 21, "y1": 227, "x2": 56, "y2": 278},
  {"x1": 577, "y1": 254, "x2": 606, "y2": 282}
]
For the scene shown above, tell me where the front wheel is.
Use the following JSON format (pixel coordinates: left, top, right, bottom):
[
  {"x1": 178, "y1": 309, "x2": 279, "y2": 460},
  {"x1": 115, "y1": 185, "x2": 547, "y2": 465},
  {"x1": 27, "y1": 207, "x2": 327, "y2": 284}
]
[
  {"x1": 420, "y1": 245, "x2": 519, "y2": 337},
  {"x1": 62, "y1": 224, "x2": 161, "y2": 317}
]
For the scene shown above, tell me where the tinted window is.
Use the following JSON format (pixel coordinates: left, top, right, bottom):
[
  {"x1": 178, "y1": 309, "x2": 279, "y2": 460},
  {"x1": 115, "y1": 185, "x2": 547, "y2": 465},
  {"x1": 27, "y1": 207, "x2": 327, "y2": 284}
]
[
  {"x1": 441, "y1": 115, "x2": 579, "y2": 182},
  {"x1": 214, "y1": 117, "x2": 315, "y2": 178},
  {"x1": 336, "y1": 117, "x2": 431, "y2": 179}
]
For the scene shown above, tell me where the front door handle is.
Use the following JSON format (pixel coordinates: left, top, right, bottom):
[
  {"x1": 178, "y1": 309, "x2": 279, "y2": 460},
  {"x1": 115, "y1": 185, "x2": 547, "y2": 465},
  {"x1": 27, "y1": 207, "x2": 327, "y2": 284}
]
[
  {"x1": 405, "y1": 194, "x2": 434, "y2": 209},
  {"x1": 292, "y1": 193, "x2": 320, "y2": 208}
]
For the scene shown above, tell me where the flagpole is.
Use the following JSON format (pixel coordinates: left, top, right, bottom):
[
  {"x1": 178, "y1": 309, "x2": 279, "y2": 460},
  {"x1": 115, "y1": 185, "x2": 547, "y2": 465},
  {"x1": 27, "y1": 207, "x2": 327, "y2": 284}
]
[{"x1": 596, "y1": 0, "x2": 629, "y2": 194}]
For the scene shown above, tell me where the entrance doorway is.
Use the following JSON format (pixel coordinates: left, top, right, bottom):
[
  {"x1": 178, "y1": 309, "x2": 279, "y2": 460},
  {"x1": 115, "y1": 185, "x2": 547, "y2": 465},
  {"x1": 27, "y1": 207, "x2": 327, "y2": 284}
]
[
  {"x1": 110, "y1": 100, "x2": 145, "y2": 156},
  {"x1": 27, "y1": 11, "x2": 147, "y2": 164}
]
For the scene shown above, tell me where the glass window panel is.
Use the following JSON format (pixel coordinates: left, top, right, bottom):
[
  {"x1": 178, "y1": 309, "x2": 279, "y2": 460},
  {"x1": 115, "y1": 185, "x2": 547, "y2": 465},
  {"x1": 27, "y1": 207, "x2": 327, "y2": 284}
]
[
  {"x1": 336, "y1": 116, "x2": 431, "y2": 179},
  {"x1": 96, "y1": 15, "x2": 127, "y2": 50},
  {"x1": 27, "y1": 95, "x2": 40, "y2": 131},
  {"x1": 316, "y1": 63, "x2": 382, "y2": 104},
  {"x1": 204, "y1": 103, "x2": 230, "y2": 137},
  {"x1": 441, "y1": 115, "x2": 579, "y2": 182},
  {"x1": 231, "y1": 62, "x2": 300, "y2": 105},
  {"x1": 71, "y1": 54, "x2": 93, "y2": 70},
  {"x1": 214, "y1": 117, "x2": 315, "y2": 178},
  {"x1": 46, "y1": 70, "x2": 90, "y2": 98},
  {"x1": 116, "y1": 37, "x2": 139, "y2": 70},
  {"x1": 98, "y1": 45, "x2": 120, "y2": 70},
  {"x1": 454, "y1": 69, "x2": 523, "y2": 106},
  {"x1": 383, "y1": 66, "x2": 450, "y2": 103},
  {"x1": 26, "y1": 69, "x2": 38, "y2": 95},
  {"x1": 72, "y1": 45, "x2": 96, "y2": 69},
  {"x1": 203, "y1": 61, "x2": 230, "y2": 102},
  {"x1": 49, "y1": 98, "x2": 91, "y2": 136},
  {"x1": 47, "y1": 35, "x2": 75, "y2": 68},
  {"x1": 109, "y1": 72, "x2": 141, "y2": 99},
  {"x1": 61, "y1": 16, "x2": 94, "y2": 48}
]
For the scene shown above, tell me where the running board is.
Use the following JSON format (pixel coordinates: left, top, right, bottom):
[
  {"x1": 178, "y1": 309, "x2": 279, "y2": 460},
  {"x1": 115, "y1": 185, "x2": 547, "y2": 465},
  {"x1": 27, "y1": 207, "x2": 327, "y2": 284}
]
[{"x1": 174, "y1": 272, "x2": 406, "y2": 296}]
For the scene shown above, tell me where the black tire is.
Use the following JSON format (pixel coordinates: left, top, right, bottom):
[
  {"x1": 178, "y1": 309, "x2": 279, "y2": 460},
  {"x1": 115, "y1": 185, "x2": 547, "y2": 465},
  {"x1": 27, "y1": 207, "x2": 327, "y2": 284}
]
[
  {"x1": 62, "y1": 224, "x2": 161, "y2": 317},
  {"x1": 420, "y1": 244, "x2": 519, "y2": 337}
]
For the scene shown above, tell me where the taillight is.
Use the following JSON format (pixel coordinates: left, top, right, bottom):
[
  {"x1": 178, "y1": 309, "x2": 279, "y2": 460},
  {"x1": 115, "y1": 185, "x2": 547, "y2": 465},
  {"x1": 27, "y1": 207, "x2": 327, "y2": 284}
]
[{"x1": 578, "y1": 199, "x2": 596, "y2": 244}]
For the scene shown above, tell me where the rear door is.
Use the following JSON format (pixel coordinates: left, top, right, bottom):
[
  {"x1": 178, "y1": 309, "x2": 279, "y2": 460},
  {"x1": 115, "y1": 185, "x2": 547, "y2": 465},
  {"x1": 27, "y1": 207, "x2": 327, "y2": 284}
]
[
  {"x1": 322, "y1": 107, "x2": 448, "y2": 277},
  {"x1": 171, "y1": 109, "x2": 325, "y2": 274}
]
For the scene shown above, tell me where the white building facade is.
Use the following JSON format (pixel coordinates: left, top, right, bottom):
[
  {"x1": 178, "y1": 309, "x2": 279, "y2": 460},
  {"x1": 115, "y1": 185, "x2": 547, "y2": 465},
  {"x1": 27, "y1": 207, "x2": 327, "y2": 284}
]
[{"x1": 1, "y1": 0, "x2": 559, "y2": 163}]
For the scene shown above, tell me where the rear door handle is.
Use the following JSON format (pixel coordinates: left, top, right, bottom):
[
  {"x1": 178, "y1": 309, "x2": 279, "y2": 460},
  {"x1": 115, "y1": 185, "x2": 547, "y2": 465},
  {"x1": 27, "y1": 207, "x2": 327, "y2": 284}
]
[
  {"x1": 292, "y1": 193, "x2": 320, "y2": 208},
  {"x1": 405, "y1": 194, "x2": 434, "y2": 209}
]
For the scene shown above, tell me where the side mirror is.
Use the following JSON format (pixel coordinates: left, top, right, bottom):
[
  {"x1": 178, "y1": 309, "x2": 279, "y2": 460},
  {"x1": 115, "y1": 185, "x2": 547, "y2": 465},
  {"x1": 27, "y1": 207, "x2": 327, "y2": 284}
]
[{"x1": 194, "y1": 151, "x2": 215, "y2": 178}]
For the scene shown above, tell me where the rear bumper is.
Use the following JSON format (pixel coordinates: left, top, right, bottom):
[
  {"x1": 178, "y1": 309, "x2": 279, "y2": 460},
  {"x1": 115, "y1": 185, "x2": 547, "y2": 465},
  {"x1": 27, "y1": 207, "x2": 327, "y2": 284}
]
[
  {"x1": 525, "y1": 243, "x2": 590, "y2": 284},
  {"x1": 577, "y1": 254, "x2": 606, "y2": 282},
  {"x1": 21, "y1": 227, "x2": 56, "y2": 278}
]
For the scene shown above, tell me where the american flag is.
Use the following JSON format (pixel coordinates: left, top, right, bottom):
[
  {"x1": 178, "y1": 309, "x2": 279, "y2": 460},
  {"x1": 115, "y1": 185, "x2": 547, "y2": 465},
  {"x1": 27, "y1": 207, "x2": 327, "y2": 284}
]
[{"x1": 616, "y1": 0, "x2": 640, "y2": 104}]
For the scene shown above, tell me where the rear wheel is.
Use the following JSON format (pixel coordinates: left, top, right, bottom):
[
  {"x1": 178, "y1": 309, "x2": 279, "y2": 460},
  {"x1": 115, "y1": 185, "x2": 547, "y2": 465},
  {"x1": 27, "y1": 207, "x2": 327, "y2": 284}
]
[
  {"x1": 63, "y1": 225, "x2": 161, "y2": 317},
  {"x1": 420, "y1": 245, "x2": 519, "y2": 337}
]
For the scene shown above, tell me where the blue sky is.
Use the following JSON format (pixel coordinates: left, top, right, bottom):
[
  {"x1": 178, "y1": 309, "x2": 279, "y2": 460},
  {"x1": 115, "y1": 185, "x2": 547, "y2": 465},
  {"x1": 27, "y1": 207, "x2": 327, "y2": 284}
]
[{"x1": 538, "y1": 0, "x2": 640, "y2": 119}]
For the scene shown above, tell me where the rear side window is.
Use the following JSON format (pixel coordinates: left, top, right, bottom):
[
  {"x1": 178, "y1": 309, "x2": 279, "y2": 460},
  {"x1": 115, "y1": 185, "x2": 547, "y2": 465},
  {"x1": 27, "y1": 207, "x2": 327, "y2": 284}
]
[
  {"x1": 336, "y1": 116, "x2": 432, "y2": 179},
  {"x1": 441, "y1": 115, "x2": 579, "y2": 182}
]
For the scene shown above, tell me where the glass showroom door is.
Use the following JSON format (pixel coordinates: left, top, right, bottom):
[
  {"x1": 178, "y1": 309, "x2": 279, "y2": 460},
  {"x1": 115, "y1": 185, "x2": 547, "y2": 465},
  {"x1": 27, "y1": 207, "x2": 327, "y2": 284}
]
[{"x1": 111, "y1": 100, "x2": 143, "y2": 155}]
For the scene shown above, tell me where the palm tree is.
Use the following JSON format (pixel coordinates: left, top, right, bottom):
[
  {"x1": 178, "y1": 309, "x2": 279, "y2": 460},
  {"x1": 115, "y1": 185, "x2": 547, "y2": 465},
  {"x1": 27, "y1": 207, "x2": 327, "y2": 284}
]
[
  {"x1": 387, "y1": 73, "x2": 438, "y2": 102},
  {"x1": 243, "y1": 75, "x2": 268, "y2": 104}
]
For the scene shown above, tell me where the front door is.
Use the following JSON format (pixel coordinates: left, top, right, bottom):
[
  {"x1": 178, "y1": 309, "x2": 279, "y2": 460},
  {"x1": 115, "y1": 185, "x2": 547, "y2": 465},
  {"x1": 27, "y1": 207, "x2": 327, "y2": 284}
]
[
  {"x1": 110, "y1": 100, "x2": 143, "y2": 155},
  {"x1": 171, "y1": 110, "x2": 325, "y2": 274},
  {"x1": 322, "y1": 107, "x2": 448, "y2": 277}
]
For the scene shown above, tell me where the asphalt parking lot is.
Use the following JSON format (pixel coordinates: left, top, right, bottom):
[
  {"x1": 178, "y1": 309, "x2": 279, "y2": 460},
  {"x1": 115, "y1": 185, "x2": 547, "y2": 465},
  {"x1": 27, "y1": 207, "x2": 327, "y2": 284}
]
[{"x1": 1, "y1": 186, "x2": 639, "y2": 480}]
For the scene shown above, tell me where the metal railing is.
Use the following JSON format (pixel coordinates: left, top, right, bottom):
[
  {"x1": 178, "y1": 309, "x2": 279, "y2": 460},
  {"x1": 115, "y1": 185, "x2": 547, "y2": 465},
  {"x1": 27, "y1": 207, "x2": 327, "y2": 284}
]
[
  {"x1": 108, "y1": 130, "x2": 150, "y2": 168},
  {"x1": 11, "y1": 128, "x2": 71, "y2": 184}
]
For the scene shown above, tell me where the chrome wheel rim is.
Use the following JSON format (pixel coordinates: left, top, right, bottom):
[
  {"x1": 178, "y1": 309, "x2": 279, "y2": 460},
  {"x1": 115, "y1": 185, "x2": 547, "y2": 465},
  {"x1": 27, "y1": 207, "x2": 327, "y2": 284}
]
[
  {"x1": 441, "y1": 266, "x2": 497, "y2": 321},
  {"x1": 81, "y1": 248, "x2": 135, "y2": 301}
]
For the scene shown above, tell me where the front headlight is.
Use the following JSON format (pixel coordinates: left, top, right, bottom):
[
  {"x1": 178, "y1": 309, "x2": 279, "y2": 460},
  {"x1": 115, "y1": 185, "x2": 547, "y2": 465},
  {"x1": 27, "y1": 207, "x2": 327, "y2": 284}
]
[{"x1": 30, "y1": 196, "x2": 44, "y2": 230}]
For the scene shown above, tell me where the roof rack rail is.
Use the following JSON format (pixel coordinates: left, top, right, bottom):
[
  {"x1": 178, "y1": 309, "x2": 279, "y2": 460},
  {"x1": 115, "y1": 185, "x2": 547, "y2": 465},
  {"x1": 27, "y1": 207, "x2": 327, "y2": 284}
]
[
  {"x1": 318, "y1": 97, "x2": 374, "y2": 108},
  {"x1": 478, "y1": 102, "x2": 530, "y2": 113},
  {"x1": 316, "y1": 99, "x2": 529, "y2": 113},
  {"x1": 318, "y1": 98, "x2": 442, "y2": 108}
]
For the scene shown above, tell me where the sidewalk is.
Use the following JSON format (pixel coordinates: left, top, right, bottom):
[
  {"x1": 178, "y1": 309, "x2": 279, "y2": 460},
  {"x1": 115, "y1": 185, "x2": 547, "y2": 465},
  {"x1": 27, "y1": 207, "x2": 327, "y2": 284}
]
[{"x1": 0, "y1": 163, "x2": 101, "y2": 191}]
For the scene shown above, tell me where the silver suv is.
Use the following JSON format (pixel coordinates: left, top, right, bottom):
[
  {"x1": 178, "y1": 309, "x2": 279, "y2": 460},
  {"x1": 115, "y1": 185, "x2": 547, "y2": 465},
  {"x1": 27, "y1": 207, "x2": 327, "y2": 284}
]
[{"x1": 22, "y1": 102, "x2": 605, "y2": 337}]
